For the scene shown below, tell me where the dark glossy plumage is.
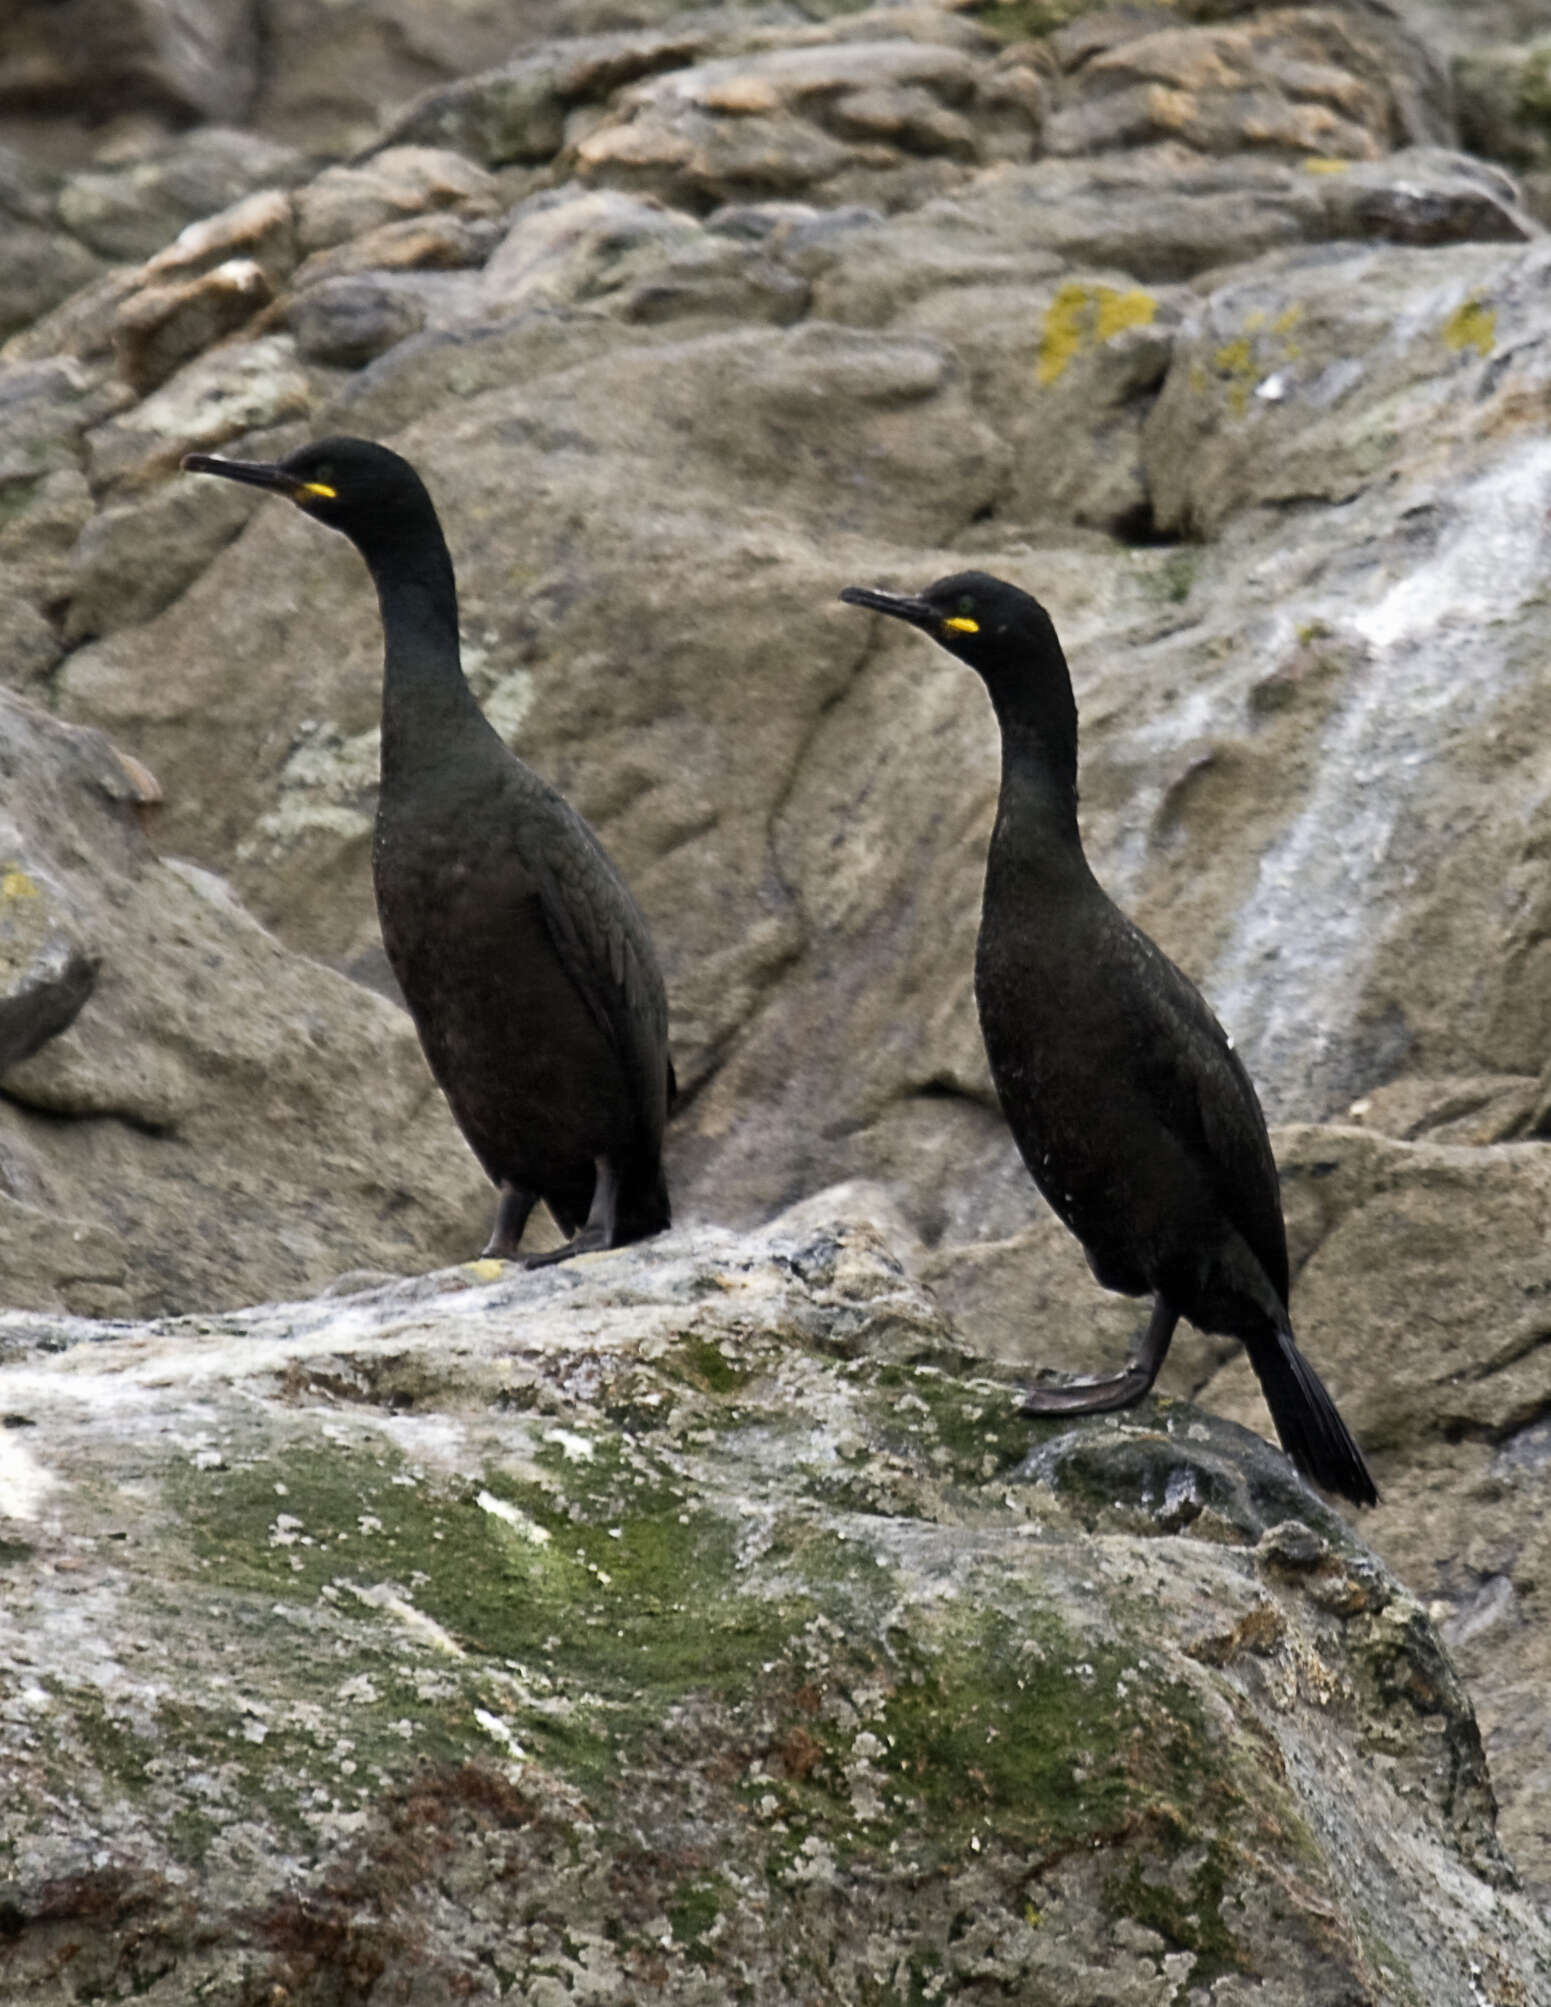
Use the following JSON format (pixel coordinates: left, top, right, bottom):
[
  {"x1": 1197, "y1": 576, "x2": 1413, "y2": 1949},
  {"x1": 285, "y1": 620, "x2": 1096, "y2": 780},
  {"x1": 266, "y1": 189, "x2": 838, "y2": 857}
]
[
  {"x1": 840, "y1": 570, "x2": 1375, "y2": 1507},
  {"x1": 184, "y1": 436, "x2": 673, "y2": 1264}
]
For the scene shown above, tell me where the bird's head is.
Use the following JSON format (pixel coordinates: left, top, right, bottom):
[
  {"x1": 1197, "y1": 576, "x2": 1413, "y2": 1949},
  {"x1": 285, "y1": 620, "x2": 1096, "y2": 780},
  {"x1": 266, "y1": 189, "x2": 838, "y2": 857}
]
[
  {"x1": 181, "y1": 435, "x2": 437, "y2": 552},
  {"x1": 838, "y1": 570, "x2": 1059, "y2": 684},
  {"x1": 840, "y1": 568, "x2": 1078, "y2": 787}
]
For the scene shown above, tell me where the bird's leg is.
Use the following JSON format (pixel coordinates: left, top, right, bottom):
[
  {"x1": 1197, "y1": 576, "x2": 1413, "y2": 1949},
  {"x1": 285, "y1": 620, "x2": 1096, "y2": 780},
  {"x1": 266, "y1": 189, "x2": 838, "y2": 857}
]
[
  {"x1": 1019, "y1": 1297, "x2": 1181, "y2": 1417},
  {"x1": 482, "y1": 1182, "x2": 536, "y2": 1260},
  {"x1": 524, "y1": 1157, "x2": 618, "y2": 1269}
]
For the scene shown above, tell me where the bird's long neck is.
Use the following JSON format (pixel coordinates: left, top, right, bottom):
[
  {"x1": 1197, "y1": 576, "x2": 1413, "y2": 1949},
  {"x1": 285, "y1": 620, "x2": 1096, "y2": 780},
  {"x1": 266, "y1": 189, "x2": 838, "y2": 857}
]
[
  {"x1": 984, "y1": 676, "x2": 1088, "y2": 887},
  {"x1": 363, "y1": 526, "x2": 488, "y2": 782}
]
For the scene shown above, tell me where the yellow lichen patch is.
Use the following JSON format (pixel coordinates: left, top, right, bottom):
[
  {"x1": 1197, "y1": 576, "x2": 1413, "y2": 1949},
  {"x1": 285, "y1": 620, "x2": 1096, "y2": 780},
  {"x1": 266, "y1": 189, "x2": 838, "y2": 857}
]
[
  {"x1": 1207, "y1": 308, "x2": 1304, "y2": 417},
  {"x1": 1270, "y1": 302, "x2": 1304, "y2": 359},
  {"x1": 1211, "y1": 335, "x2": 1258, "y2": 417},
  {"x1": 1093, "y1": 287, "x2": 1157, "y2": 343},
  {"x1": 1036, "y1": 282, "x2": 1158, "y2": 386},
  {"x1": 1302, "y1": 156, "x2": 1351, "y2": 175},
  {"x1": 1035, "y1": 288, "x2": 1091, "y2": 386},
  {"x1": 1, "y1": 867, "x2": 39, "y2": 901},
  {"x1": 1443, "y1": 298, "x2": 1495, "y2": 359},
  {"x1": 466, "y1": 1258, "x2": 506, "y2": 1282}
]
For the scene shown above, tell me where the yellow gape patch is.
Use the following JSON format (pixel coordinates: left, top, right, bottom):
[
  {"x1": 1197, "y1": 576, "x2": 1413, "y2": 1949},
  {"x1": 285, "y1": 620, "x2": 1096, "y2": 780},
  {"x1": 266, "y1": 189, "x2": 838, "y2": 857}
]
[
  {"x1": 300, "y1": 481, "x2": 337, "y2": 500},
  {"x1": 943, "y1": 616, "x2": 979, "y2": 635}
]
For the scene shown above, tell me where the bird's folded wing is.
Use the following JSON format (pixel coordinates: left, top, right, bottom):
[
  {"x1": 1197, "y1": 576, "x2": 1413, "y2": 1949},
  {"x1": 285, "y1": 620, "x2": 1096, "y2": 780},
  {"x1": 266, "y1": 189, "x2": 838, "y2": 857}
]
[
  {"x1": 1123, "y1": 925, "x2": 1289, "y2": 1300},
  {"x1": 531, "y1": 803, "x2": 670, "y2": 1100}
]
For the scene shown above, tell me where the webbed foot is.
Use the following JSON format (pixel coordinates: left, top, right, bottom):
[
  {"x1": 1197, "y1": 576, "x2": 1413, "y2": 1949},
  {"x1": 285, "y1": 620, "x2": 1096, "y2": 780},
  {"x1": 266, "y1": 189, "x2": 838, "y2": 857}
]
[
  {"x1": 1019, "y1": 1297, "x2": 1180, "y2": 1418},
  {"x1": 522, "y1": 1157, "x2": 617, "y2": 1270},
  {"x1": 524, "y1": 1225, "x2": 610, "y2": 1270}
]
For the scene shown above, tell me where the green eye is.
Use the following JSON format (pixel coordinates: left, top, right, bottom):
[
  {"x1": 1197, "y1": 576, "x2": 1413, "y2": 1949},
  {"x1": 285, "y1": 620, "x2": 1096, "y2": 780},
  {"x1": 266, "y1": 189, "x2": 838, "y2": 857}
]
[{"x1": 957, "y1": 595, "x2": 975, "y2": 617}]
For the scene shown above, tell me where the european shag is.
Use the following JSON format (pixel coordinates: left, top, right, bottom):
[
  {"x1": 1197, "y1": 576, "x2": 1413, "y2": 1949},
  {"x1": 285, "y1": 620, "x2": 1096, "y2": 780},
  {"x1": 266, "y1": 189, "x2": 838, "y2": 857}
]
[
  {"x1": 185, "y1": 436, "x2": 674, "y2": 1265},
  {"x1": 840, "y1": 570, "x2": 1375, "y2": 1508}
]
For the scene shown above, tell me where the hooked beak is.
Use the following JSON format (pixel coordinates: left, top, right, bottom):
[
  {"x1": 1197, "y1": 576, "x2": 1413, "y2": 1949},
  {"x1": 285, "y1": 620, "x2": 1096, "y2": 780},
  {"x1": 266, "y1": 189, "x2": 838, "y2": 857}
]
[
  {"x1": 181, "y1": 453, "x2": 335, "y2": 503},
  {"x1": 838, "y1": 583, "x2": 939, "y2": 632}
]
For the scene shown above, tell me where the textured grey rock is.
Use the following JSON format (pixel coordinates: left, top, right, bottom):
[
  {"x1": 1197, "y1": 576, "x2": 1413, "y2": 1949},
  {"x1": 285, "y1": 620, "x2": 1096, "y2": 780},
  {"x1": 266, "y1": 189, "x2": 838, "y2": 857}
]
[
  {"x1": 287, "y1": 273, "x2": 430, "y2": 367},
  {"x1": 253, "y1": 0, "x2": 673, "y2": 155},
  {"x1": 0, "y1": 170, "x2": 105, "y2": 342},
  {"x1": 293, "y1": 146, "x2": 504, "y2": 253},
  {"x1": 924, "y1": 142, "x2": 1536, "y2": 285},
  {"x1": 0, "y1": 0, "x2": 259, "y2": 133},
  {"x1": 565, "y1": 35, "x2": 1043, "y2": 213},
  {"x1": 84, "y1": 332, "x2": 311, "y2": 488},
  {"x1": 63, "y1": 455, "x2": 272, "y2": 642},
  {"x1": 0, "y1": 688, "x2": 487, "y2": 1318},
  {"x1": 1041, "y1": 5, "x2": 1451, "y2": 161},
  {"x1": 0, "y1": 855, "x2": 98, "y2": 1075},
  {"x1": 56, "y1": 126, "x2": 303, "y2": 262},
  {"x1": 0, "y1": 1210, "x2": 1546, "y2": 2004},
  {"x1": 378, "y1": 21, "x2": 721, "y2": 168},
  {"x1": 5, "y1": 0, "x2": 1551, "y2": 1935},
  {"x1": 112, "y1": 255, "x2": 274, "y2": 394}
]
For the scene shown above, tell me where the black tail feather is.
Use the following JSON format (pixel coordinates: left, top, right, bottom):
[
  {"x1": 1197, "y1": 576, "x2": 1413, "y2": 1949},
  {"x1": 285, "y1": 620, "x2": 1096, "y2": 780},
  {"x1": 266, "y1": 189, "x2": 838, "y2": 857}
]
[
  {"x1": 1247, "y1": 1326, "x2": 1378, "y2": 1509},
  {"x1": 613, "y1": 1157, "x2": 671, "y2": 1247}
]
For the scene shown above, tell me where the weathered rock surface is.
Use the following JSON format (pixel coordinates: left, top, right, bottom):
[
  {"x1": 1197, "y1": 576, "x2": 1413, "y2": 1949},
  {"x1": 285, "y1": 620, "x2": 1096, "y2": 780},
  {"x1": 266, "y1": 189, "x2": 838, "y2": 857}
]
[
  {"x1": 0, "y1": 688, "x2": 488, "y2": 1319},
  {"x1": 1041, "y1": 4, "x2": 1450, "y2": 162},
  {"x1": 6, "y1": 0, "x2": 1551, "y2": 1955},
  {"x1": 6, "y1": 21, "x2": 1542, "y2": 1221},
  {"x1": 920, "y1": 1111, "x2": 1551, "y2": 1891},
  {"x1": 253, "y1": 0, "x2": 677, "y2": 158},
  {"x1": 0, "y1": 148, "x2": 106, "y2": 343},
  {"x1": 0, "y1": 1, "x2": 259, "y2": 139},
  {"x1": 1, "y1": 1211, "x2": 1547, "y2": 2004}
]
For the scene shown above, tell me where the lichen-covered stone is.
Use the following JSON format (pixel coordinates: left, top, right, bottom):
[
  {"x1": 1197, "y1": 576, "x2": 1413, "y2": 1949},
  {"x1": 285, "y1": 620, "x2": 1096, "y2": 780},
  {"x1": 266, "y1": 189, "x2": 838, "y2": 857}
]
[
  {"x1": 1141, "y1": 235, "x2": 1551, "y2": 538},
  {"x1": 56, "y1": 127, "x2": 303, "y2": 263},
  {"x1": 0, "y1": 1212, "x2": 1544, "y2": 2003},
  {"x1": 1042, "y1": 5, "x2": 1450, "y2": 161},
  {"x1": 113, "y1": 258, "x2": 274, "y2": 396},
  {"x1": 292, "y1": 146, "x2": 505, "y2": 255},
  {"x1": 83, "y1": 333, "x2": 312, "y2": 489},
  {"x1": 7, "y1": 0, "x2": 1551, "y2": 1931}
]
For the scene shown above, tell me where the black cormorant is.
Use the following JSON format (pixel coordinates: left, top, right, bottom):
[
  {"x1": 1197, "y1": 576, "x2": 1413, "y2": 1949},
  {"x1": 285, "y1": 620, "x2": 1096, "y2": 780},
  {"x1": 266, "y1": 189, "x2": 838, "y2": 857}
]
[
  {"x1": 840, "y1": 570, "x2": 1375, "y2": 1507},
  {"x1": 185, "y1": 436, "x2": 674, "y2": 1265}
]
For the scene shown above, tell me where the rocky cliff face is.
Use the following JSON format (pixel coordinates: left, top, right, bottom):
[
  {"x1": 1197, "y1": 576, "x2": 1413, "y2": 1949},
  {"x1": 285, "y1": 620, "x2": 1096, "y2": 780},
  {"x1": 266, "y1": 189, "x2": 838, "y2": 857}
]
[{"x1": 6, "y1": 0, "x2": 1551, "y2": 1988}]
